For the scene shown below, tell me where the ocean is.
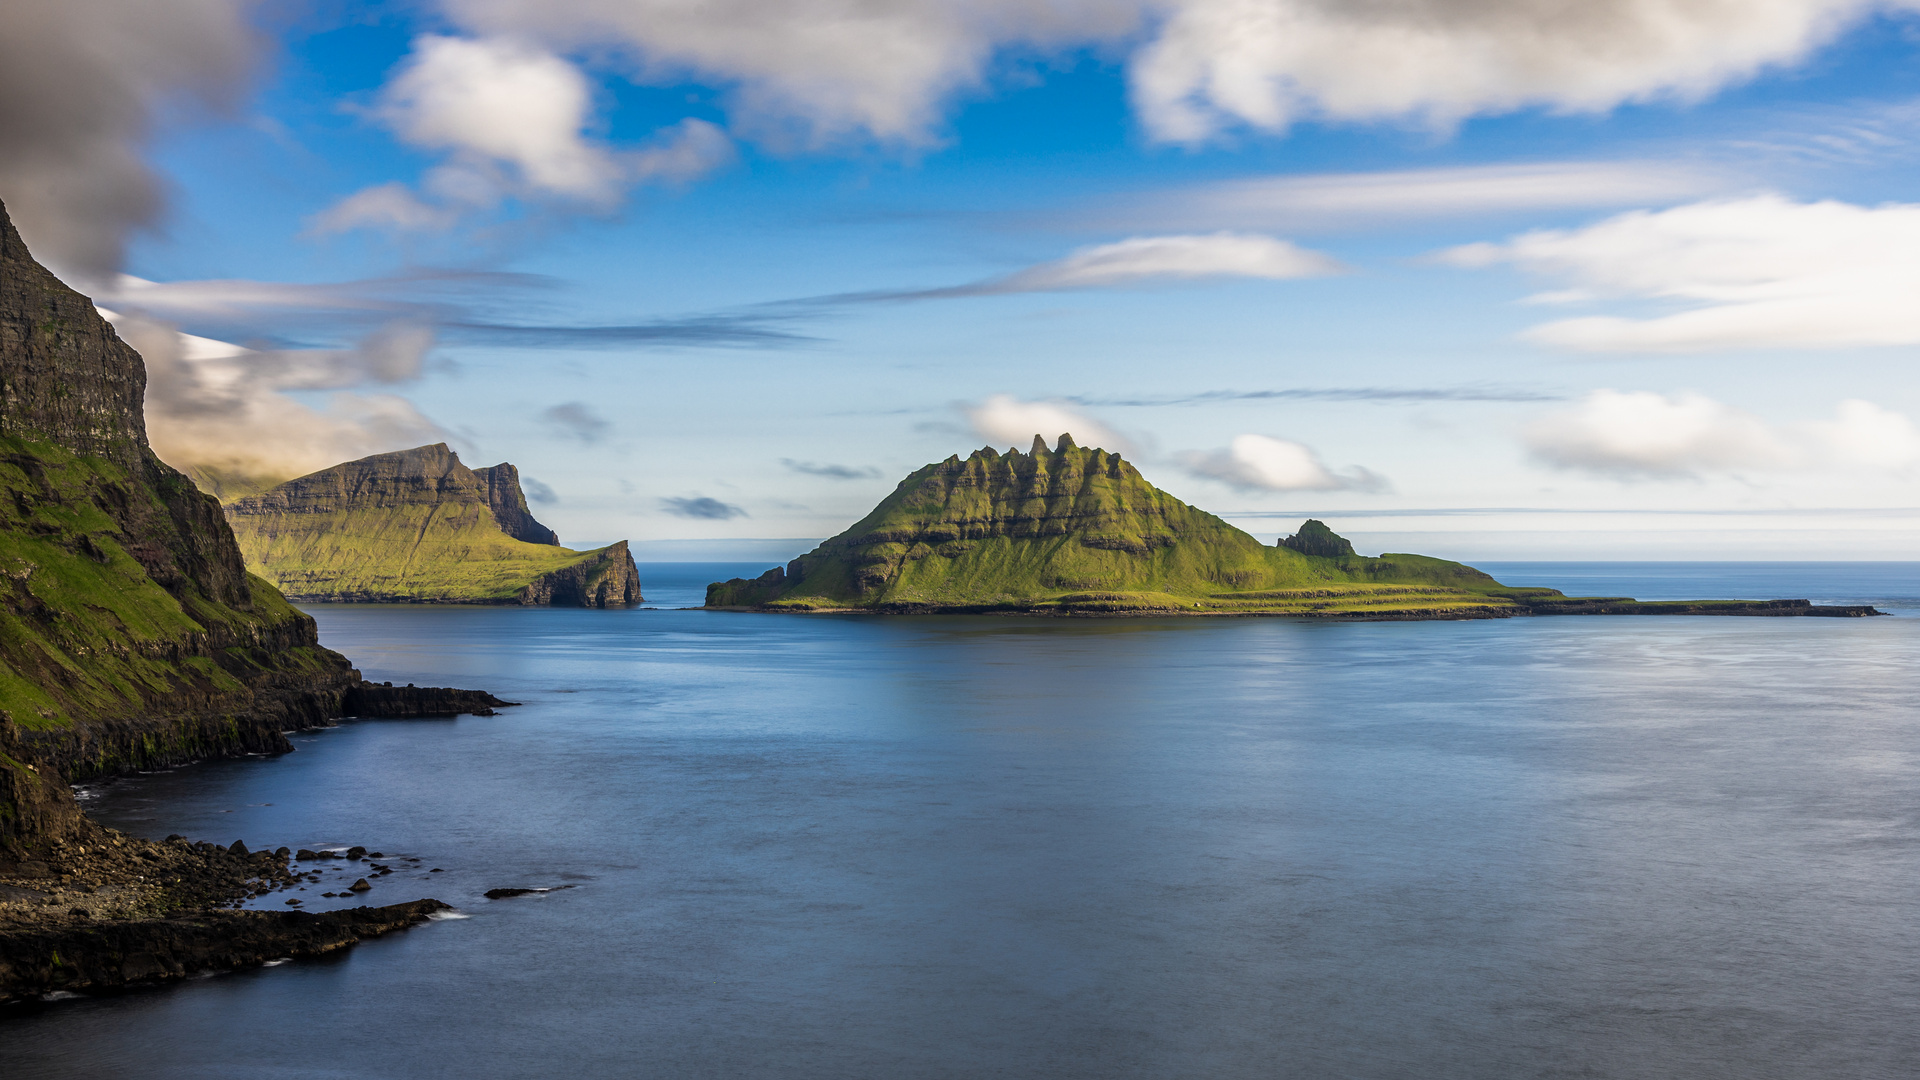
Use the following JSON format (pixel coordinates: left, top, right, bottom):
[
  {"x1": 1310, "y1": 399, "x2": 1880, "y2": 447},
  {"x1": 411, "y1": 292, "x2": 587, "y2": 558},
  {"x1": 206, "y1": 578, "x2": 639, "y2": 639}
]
[{"x1": 5, "y1": 563, "x2": 1918, "y2": 1078}]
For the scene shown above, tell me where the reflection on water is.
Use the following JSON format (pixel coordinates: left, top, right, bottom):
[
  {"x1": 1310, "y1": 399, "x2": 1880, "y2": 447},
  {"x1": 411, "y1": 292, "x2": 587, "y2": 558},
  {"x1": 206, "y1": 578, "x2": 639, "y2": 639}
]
[{"x1": 5, "y1": 564, "x2": 1918, "y2": 1079}]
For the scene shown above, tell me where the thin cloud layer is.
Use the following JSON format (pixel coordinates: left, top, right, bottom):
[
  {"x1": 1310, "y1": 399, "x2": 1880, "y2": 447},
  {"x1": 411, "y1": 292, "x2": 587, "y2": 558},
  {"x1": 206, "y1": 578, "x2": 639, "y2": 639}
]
[
  {"x1": 1178, "y1": 433, "x2": 1385, "y2": 492},
  {"x1": 541, "y1": 402, "x2": 612, "y2": 444},
  {"x1": 661, "y1": 496, "x2": 749, "y2": 519},
  {"x1": 783, "y1": 459, "x2": 883, "y2": 479},
  {"x1": 1102, "y1": 161, "x2": 1729, "y2": 233},
  {"x1": 1446, "y1": 195, "x2": 1920, "y2": 351},
  {"x1": 0, "y1": 0, "x2": 258, "y2": 282},
  {"x1": 1524, "y1": 390, "x2": 1920, "y2": 477},
  {"x1": 963, "y1": 395, "x2": 1127, "y2": 451}
]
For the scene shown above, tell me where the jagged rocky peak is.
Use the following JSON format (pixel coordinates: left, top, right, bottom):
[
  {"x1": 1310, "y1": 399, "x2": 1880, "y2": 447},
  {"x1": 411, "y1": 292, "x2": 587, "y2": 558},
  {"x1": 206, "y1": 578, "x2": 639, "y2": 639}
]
[
  {"x1": 1279, "y1": 519, "x2": 1357, "y2": 559},
  {"x1": 708, "y1": 436, "x2": 1261, "y2": 609}
]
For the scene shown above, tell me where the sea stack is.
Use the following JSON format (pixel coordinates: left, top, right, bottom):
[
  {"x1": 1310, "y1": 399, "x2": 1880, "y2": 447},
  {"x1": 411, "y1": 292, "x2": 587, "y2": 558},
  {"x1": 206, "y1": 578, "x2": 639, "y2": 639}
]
[{"x1": 224, "y1": 445, "x2": 642, "y2": 606}]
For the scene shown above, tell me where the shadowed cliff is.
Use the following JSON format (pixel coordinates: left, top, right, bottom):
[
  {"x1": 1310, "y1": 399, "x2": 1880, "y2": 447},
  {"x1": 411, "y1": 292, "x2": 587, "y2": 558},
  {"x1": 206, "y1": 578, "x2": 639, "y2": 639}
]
[
  {"x1": 0, "y1": 198, "x2": 367, "y2": 853},
  {"x1": 225, "y1": 445, "x2": 640, "y2": 606}
]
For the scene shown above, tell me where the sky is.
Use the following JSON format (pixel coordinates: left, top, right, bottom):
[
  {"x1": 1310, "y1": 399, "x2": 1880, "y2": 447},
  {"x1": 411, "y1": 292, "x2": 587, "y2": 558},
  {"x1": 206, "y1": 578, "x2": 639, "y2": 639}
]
[{"x1": 7, "y1": 1, "x2": 1920, "y2": 560}]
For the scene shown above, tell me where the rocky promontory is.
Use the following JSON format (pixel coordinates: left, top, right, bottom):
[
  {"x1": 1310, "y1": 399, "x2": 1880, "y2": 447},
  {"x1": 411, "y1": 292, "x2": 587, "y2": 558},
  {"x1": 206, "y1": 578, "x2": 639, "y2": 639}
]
[
  {"x1": 0, "y1": 195, "x2": 501, "y2": 997},
  {"x1": 223, "y1": 444, "x2": 642, "y2": 606}
]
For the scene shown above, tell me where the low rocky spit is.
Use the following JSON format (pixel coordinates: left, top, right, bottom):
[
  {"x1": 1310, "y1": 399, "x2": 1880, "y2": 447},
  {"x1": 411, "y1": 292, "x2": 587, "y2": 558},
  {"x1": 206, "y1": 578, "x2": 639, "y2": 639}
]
[{"x1": 0, "y1": 827, "x2": 449, "y2": 1004}]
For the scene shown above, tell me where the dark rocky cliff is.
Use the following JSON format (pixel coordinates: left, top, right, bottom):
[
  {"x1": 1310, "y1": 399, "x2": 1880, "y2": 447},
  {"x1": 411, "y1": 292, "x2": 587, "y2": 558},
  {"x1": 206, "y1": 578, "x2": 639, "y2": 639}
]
[
  {"x1": 0, "y1": 197, "x2": 366, "y2": 856},
  {"x1": 474, "y1": 462, "x2": 559, "y2": 545},
  {"x1": 518, "y1": 539, "x2": 643, "y2": 607}
]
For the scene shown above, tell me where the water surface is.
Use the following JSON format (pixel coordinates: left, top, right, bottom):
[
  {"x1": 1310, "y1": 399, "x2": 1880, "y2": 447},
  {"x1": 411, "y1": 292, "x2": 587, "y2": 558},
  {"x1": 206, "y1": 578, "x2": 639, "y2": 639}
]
[{"x1": 6, "y1": 563, "x2": 1918, "y2": 1079}]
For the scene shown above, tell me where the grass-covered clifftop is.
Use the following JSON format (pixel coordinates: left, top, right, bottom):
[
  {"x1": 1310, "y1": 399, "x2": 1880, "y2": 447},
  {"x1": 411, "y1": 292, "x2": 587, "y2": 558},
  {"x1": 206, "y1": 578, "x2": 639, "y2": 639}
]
[
  {"x1": 707, "y1": 436, "x2": 1521, "y2": 617},
  {"x1": 225, "y1": 444, "x2": 640, "y2": 606},
  {"x1": 0, "y1": 196, "x2": 364, "y2": 853}
]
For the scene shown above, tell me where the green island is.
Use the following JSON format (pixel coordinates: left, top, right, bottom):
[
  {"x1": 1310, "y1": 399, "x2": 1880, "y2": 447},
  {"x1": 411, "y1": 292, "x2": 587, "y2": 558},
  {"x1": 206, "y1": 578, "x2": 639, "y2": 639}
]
[
  {"x1": 708, "y1": 436, "x2": 1881, "y2": 619},
  {"x1": 222, "y1": 445, "x2": 641, "y2": 607}
]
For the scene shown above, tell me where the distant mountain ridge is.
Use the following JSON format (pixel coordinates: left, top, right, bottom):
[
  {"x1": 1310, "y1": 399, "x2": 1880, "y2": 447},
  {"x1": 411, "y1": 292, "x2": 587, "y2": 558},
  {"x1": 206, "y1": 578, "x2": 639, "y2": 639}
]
[
  {"x1": 707, "y1": 436, "x2": 1514, "y2": 616},
  {"x1": 225, "y1": 444, "x2": 640, "y2": 606}
]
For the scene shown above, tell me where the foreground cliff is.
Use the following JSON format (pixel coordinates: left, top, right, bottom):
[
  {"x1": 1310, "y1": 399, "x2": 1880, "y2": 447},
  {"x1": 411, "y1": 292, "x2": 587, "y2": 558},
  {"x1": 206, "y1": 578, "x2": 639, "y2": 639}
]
[
  {"x1": 0, "y1": 198, "x2": 380, "y2": 854},
  {"x1": 708, "y1": 436, "x2": 1881, "y2": 619},
  {"x1": 0, "y1": 197, "x2": 504, "y2": 996},
  {"x1": 224, "y1": 444, "x2": 641, "y2": 606}
]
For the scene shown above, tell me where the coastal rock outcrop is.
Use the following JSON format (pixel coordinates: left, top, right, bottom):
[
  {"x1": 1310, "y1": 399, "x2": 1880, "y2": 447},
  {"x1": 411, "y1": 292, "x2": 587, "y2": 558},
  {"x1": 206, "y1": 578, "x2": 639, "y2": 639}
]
[
  {"x1": 224, "y1": 445, "x2": 640, "y2": 606},
  {"x1": 0, "y1": 196, "x2": 367, "y2": 853}
]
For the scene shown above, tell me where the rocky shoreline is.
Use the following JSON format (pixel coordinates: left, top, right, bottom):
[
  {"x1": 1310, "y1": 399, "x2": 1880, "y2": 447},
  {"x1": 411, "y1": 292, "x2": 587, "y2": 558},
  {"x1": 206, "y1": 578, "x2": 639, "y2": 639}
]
[{"x1": 0, "y1": 819, "x2": 457, "y2": 1004}]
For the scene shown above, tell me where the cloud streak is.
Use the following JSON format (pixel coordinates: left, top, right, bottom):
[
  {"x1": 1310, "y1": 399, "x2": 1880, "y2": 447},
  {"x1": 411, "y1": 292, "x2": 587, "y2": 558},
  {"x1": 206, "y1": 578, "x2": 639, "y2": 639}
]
[
  {"x1": 1089, "y1": 161, "x2": 1730, "y2": 233},
  {"x1": 1446, "y1": 194, "x2": 1920, "y2": 351},
  {"x1": 1070, "y1": 386, "x2": 1566, "y2": 407},
  {"x1": 782, "y1": 459, "x2": 883, "y2": 479},
  {"x1": 1524, "y1": 390, "x2": 1920, "y2": 477},
  {"x1": 661, "y1": 496, "x2": 749, "y2": 520}
]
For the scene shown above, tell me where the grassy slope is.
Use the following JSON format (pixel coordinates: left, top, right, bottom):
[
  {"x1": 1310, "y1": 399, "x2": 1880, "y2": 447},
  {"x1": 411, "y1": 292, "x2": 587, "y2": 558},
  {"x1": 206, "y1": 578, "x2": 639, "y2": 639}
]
[
  {"x1": 712, "y1": 444, "x2": 1520, "y2": 616},
  {"x1": 231, "y1": 499, "x2": 611, "y2": 602},
  {"x1": 0, "y1": 435, "x2": 338, "y2": 731}
]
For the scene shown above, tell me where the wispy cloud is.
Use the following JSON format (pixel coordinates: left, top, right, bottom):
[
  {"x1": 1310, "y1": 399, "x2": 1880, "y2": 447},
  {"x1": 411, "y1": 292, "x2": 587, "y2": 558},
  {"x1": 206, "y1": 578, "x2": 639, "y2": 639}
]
[
  {"x1": 782, "y1": 459, "x2": 882, "y2": 480},
  {"x1": 1523, "y1": 390, "x2": 1920, "y2": 478},
  {"x1": 1445, "y1": 194, "x2": 1920, "y2": 351},
  {"x1": 787, "y1": 233, "x2": 1339, "y2": 305},
  {"x1": 1070, "y1": 386, "x2": 1566, "y2": 407},
  {"x1": 1079, "y1": 162, "x2": 1730, "y2": 233},
  {"x1": 661, "y1": 496, "x2": 748, "y2": 520},
  {"x1": 1178, "y1": 434, "x2": 1386, "y2": 493},
  {"x1": 540, "y1": 402, "x2": 610, "y2": 444}
]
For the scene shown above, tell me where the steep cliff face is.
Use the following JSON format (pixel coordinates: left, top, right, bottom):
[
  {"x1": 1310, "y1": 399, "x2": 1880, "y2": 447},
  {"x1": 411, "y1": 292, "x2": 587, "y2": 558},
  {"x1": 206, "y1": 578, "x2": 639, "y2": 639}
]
[
  {"x1": 708, "y1": 436, "x2": 1510, "y2": 614},
  {"x1": 473, "y1": 462, "x2": 560, "y2": 545},
  {"x1": 225, "y1": 445, "x2": 640, "y2": 606},
  {"x1": 0, "y1": 198, "x2": 363, "y2": 854}
]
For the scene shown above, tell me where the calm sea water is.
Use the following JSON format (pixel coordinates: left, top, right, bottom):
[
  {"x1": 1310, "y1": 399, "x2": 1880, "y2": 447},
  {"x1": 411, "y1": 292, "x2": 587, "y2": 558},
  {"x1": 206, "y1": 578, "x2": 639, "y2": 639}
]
[{"x1": 6, "y1": 563, "x2": 1919, "y2": 1079}]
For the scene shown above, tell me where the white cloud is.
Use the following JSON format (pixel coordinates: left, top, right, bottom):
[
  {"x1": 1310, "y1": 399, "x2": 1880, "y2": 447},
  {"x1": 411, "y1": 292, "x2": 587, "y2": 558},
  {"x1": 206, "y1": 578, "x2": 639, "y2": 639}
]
[
  {"x1": 1109, "y1": 161, "x2": 1730, "y2": 232},
  {"x1": 963, "y1": 394, "x2": 1127, "y2": 451},
  {"x1": 378, "y1": 35, "x2": 620, "y2": 199},
  {"x1": 1523, "y1": 390, "x2": 1920, "y2": 477},
  {"x1": 106, "y1": 310, "x2": 448, "y2": 482},
  {"x1": 865, "y1": 233, "x2": 1339, "y2": 300},
  {"x1": 439, "y1": 0, "x2": 1917, "y2": 148},
  {"x1": 315, "y1": 37, "x2": 735, "y2": 233},
  {"x1": 1178, "y1": 433, "x2": 1384, "y2": 492},
  {"x1": 1445, "y1": 195, "x2": 1920, "y2": 351},
  {"x1": 1132, "y1": 0, "x2": 1904, "y2": 142},
  {"x1": 997, "y1": 232, "x2": 1340, "y2": 291}
]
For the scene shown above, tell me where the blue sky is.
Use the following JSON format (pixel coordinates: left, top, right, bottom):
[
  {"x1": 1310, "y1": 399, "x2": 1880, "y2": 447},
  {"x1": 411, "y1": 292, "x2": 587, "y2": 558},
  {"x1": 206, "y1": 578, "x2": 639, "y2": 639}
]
[{"x1": 9, "y1": 1, "x2": 1920, "y2": 558}]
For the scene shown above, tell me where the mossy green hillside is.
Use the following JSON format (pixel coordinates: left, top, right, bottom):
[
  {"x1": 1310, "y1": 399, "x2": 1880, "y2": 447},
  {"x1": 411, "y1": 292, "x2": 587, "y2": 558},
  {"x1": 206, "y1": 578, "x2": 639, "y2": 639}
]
[
  {"x1": 0, "y1": 435, "x2": 344, "y2": 733},
  {"x1": 225, "y1": 444, "x2": 640, "y2": 604},
  {"x1": 708, "y1": 437, "x2": 1518, "y2": 616}
]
